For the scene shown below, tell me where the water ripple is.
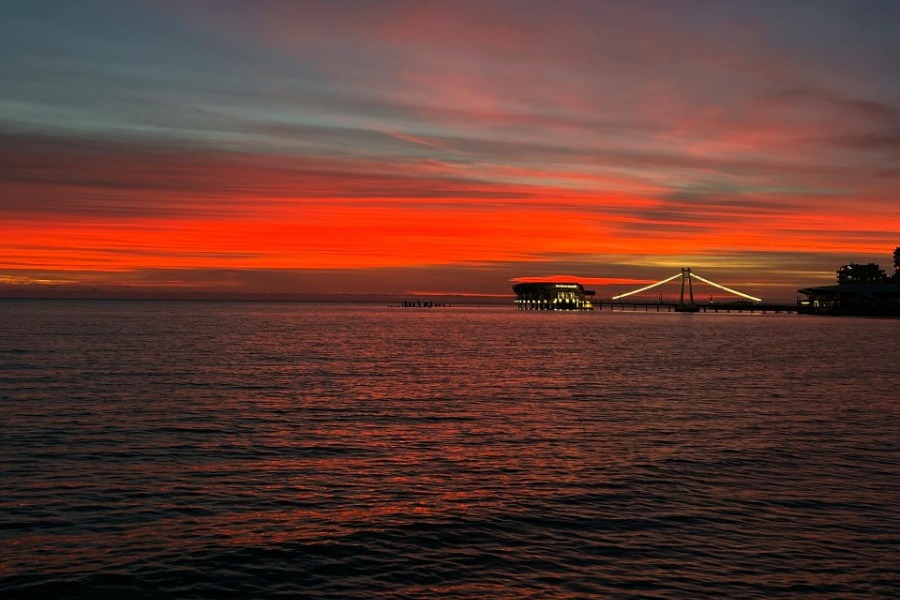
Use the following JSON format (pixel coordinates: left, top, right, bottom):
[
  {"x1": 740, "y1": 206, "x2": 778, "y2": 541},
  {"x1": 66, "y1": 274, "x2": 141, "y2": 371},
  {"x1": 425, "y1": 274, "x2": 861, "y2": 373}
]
[{"x1": 1, "y1": 301, "x2": 898, "y2": 598}]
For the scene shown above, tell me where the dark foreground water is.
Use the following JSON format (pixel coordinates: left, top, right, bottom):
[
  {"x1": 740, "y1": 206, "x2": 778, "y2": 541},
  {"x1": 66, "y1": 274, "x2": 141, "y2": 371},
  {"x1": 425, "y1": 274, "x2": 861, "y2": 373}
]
[{"x1": 1, "y1": 300, "x2": 898, "y2": 598}]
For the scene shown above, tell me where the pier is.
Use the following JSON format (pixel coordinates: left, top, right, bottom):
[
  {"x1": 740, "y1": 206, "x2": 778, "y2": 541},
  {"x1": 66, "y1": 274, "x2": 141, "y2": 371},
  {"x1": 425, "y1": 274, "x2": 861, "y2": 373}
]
[
  {"x1": 512, "y1": 268, "x2": 805, "y2": 313},
  {"x1": 595, "y1": 301, "x2": 798, "y2": 313},
  {"x1": 600, "y1": 268, "x2": 797, "y2": 313}
]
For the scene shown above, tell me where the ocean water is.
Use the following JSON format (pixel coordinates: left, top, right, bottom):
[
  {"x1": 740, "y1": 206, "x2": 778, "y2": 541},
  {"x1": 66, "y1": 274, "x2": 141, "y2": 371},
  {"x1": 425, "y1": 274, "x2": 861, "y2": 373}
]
[{"x1": 1, "y1": 300, "x2": 898, "y2": 599}]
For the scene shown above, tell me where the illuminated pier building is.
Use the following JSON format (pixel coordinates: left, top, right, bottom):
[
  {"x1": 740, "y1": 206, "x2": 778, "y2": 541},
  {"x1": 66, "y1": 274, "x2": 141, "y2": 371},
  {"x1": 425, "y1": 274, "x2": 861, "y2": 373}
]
[{"x1": 513, "y1": 282, "x2": 595, "y2": 311}]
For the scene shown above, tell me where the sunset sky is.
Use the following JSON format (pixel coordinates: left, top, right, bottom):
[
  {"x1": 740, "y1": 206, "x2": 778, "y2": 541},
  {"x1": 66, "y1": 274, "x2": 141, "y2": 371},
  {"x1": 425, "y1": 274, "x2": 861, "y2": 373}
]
[{"x1": 3, "y1": 0, "x2": 899, "y2": 301}]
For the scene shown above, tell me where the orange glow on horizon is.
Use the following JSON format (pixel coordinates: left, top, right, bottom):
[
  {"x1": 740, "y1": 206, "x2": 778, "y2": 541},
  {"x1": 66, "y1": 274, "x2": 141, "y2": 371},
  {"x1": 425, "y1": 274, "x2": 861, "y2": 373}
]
[
  {"x1": 511, "y1": 275, "x2": 655, "y2": 286},
  {"x1": 4, "y1": 186, "x2": 898, "y2": 299}
]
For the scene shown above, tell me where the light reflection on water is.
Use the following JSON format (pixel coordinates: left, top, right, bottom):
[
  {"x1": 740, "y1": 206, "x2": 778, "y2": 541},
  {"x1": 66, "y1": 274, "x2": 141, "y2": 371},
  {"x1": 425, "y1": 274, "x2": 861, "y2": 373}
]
[{"x1": 1, "y1": 301, "x2": 898, "y2": 598}]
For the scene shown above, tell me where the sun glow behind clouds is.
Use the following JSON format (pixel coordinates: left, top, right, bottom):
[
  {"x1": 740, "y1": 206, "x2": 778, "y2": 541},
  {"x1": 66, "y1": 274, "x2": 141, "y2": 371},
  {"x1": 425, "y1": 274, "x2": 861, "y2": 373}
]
[{"x1": 1, "y1": 1, "x2": 899, "y2": 300}]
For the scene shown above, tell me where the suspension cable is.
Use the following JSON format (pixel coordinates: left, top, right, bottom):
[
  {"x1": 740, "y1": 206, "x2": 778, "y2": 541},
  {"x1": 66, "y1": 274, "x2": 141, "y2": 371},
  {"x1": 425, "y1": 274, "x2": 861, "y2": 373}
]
[
  {"x1": 611, "y1": 272, "x2": 683, "y2": 300},
  {"x1": 689, "y1": 272, "x2": 762, "y2": 302},
  {"x1": 611, "y1": 271, "x2": 763, "y2": 302}
]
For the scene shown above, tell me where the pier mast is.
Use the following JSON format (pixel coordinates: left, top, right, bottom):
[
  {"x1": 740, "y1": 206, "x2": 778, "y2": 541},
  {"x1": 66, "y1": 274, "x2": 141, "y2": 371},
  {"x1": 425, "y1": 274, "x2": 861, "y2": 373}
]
[{"x1": 676, "y1": 268, "x2": 699, "y2": 312}]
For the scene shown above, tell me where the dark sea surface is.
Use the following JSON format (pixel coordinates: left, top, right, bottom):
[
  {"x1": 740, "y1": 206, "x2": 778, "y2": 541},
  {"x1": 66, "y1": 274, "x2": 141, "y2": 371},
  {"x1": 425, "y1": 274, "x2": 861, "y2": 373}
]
[{"x1": 1, "y1": 300, "x2": 898, "y2": 599}]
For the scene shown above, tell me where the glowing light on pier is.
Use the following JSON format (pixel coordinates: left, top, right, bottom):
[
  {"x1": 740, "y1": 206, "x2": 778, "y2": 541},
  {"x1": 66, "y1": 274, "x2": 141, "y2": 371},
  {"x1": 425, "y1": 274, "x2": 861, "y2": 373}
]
[{"x1": 612, "y1": 271, "x2": 761, "y2": 302}]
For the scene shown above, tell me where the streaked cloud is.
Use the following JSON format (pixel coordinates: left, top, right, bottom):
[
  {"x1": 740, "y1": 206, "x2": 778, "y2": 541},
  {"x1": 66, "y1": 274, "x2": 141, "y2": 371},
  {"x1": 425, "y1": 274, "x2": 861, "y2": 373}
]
[{"x1": 1, "y1": 1, "x2": 898, "y2": 301}]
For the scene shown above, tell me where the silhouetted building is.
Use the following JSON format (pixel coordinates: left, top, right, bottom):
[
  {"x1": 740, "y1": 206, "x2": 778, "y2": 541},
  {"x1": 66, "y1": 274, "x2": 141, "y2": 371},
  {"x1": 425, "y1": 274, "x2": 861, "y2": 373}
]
[
  {"x1": 799, "y1": 248, "x2": 900, "y2": 316},
  {"x1": 836, "y1": 263, "x2": 888, "y2": 285},
  {"x1": 513, "y1": 282, "x2": 595, "y2": 310}
]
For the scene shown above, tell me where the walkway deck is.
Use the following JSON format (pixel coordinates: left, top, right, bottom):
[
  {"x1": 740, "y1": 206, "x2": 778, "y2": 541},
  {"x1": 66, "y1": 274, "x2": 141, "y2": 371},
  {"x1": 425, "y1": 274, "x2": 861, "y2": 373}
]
[{"x1": 596, "y1": 301, "x2": 799, "y2": 313}]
